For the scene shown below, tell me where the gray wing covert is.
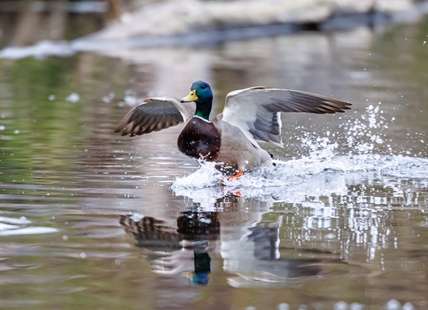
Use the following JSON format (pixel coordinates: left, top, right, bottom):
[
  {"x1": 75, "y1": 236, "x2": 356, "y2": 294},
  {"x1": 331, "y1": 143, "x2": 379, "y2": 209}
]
[{"x1": 223, "y1": 87, "x2": 351, "y2": 147}]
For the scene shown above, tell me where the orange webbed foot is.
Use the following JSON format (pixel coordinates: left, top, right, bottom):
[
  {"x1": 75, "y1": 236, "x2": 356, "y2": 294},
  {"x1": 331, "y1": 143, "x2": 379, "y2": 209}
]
[
  {"x1": 230, "y1": 191, "x2": 242, "y2": 197},
  {"x1": 227, "y1": 170, "x2": 243, "y2": 182},
  {"x1": 219, "y1": 170, "x2": 243, "y2": 186}
]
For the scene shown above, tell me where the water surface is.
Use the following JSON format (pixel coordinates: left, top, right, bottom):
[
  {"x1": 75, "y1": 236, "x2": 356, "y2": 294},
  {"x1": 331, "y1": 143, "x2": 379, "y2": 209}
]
[{"x1": 1, "y1": 18, "x2": 428, "y2": 310}]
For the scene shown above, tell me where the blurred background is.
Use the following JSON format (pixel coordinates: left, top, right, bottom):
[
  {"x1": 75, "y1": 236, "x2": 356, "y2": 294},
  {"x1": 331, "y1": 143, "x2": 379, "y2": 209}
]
[
  {"x1": 0, "y1": 0, "x2": 121, "y2": 47},
  {"x1": 1, "y1": 0, "x2": 427, "y2": 48}
]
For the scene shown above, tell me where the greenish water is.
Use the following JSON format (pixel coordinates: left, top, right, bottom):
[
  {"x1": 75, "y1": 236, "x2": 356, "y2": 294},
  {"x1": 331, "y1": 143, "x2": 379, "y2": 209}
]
[{"x1": 1, "y1": 18, "x2": 428, "y2": 310}]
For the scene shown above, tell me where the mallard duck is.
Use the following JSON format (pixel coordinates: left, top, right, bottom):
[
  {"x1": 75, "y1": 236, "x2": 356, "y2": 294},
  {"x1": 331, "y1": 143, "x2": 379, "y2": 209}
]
[{"x1": 115, "y1": 81, "x2": 351, "y2": 178}]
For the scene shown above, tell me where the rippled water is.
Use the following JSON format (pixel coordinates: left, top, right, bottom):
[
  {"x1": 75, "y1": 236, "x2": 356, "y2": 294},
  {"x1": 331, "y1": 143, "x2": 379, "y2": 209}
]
[{"x1": 1, "y1": 18, "x2": 428, "y2": 310}]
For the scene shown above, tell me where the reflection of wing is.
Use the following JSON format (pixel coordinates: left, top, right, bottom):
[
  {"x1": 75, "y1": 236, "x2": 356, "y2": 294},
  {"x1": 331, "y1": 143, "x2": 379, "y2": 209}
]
[
  {"x1": 115, "y1": 97, "x2": 196, "y2": 136},
  {"x1": 222, "y1": 87, "x2": 351, "y2": 147},
  {"x1": 224, "y1": 215, "x2": 348, "y2": 287},
  {"x1": 119, "y1": 215, "x2": 181, "y2": 250}
]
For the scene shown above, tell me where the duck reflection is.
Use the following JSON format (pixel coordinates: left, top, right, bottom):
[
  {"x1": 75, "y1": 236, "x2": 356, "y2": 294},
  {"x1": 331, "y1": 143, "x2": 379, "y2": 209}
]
[
  {"x1": 120, "y1": 206, "x2": 219, "y2": 285},
  {"x1": 226, "y1": 218, "x2": 342, "y2": 288},
  {"x1": 120, "y1": 193, "x2": 345, "y2": 287}
]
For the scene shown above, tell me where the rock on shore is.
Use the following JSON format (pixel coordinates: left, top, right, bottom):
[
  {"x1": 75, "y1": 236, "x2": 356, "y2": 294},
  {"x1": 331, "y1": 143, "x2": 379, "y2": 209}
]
[{"x1": 77, "y1": 0, "x2": 415, "y2": 42}]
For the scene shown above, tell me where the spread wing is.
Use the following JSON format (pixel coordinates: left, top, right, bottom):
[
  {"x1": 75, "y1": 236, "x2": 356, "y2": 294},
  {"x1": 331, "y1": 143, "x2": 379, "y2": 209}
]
[
  {"x1": 222, "y1": 87, "x2": 351, "y2": 147},
  {"x1": 115, "y1": 97, "x2": 196, "y2": 136}
]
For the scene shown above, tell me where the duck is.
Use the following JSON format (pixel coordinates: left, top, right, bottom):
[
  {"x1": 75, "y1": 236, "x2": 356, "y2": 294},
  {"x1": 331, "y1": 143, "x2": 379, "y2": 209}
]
[{"x1": 115, "y1": 80, "x2": 351, "y2": 179}]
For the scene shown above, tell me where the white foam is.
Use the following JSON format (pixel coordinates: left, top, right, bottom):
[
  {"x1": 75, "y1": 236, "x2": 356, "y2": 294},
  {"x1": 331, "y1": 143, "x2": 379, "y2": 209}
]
[{"x1": 172, "y1": 154, "x2": 428, "y2": 201}]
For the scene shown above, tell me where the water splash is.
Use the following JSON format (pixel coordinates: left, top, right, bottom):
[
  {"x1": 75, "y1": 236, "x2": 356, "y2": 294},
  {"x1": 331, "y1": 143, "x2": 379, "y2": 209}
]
[
  {"x1": 297, "y1": 103, "x2": 394, "y2": 157},
  {"x1": 173, "y1": 154, "x2": 428, "y2": 194},
  {"x1": 172, "y1": 102, "x2": 428, "y2": 196}
]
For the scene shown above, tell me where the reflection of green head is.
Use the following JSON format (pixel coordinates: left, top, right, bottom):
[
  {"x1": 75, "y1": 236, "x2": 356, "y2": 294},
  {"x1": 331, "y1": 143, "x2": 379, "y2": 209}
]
[
  {"x1": 181, "y1": 81, "x2": 213, "y2": 120},
  {"x1": 188, "y1": 252, "x2": 211, "y2": 286},
  {"x1": 188, "y1": 271, "x2": 210, "y2": 286}
]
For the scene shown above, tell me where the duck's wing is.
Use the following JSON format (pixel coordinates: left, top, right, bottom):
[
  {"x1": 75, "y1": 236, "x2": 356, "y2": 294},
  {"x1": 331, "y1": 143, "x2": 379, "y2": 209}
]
[
  {"x1": 115, "y1": 97, "x2": 196, "y2": 136},
  {"x1": 222, "y1": 87, "x2": 351, "y2": 147}
]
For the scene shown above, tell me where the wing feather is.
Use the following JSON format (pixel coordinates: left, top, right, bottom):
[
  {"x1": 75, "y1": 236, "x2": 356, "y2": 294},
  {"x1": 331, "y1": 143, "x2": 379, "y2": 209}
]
[
  {"x1": 115, "y1": 97, "x2": 196, "y2": 136},
  {"x1": 223, "y1": 87, "x2": 351, "y2": 147}
]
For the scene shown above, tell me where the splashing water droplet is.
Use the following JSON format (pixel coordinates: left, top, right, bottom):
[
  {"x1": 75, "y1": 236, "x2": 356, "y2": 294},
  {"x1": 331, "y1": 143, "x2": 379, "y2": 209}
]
[{"x1": 66, "y1": 93, "x2": 80, "y2": 103}]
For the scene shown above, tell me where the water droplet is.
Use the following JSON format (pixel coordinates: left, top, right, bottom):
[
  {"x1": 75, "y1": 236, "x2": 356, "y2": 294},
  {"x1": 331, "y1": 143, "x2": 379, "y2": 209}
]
[
  {"x1": 66, "y1": 93, "x2": 80, "y2": 103},
  {"x1": 385, "y1": 299, "x2": 401, "y2": 310},
  {"x1": 350, "y1": 302, "x2": 364, "y2": 310},
  {"x1": 18, "y1": 216, "x2": 29, "y2": 223},
  {"x1": 402, "y1": 302, "x2": 415, "y2": 310},
  {"x1": 334, "y1": 301, "x2": 348, "y2": 310}
]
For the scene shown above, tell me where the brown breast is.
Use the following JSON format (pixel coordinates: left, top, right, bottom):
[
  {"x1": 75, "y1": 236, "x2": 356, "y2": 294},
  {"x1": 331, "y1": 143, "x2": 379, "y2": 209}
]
[{"x1": 177, "y1": 117, "x2": 221, "y2": 161}]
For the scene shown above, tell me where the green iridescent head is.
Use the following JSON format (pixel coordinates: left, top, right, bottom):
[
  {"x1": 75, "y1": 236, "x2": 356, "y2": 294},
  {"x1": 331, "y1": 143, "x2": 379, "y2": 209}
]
[{"x1": 181, "y1": 80, "x2": 213, "y2": 120}]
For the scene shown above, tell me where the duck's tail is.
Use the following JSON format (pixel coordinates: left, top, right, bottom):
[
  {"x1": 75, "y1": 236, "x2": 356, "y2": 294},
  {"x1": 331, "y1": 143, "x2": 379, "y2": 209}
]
[
  {"x1": 268, "y1": 152, "x2": 287, "y2": 167},
  {"x1": 272, "y1": 159, "x2": 288, "y2": 166}
]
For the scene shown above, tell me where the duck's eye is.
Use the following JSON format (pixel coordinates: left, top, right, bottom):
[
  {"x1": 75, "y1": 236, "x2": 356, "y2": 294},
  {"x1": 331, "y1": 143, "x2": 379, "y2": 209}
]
[{"x1": 201, "y1": 85, "x2": 206, "y2": 89}]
